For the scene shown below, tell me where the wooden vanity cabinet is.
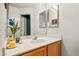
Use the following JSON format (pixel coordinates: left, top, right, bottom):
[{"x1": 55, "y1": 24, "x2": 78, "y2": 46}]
[
  {"x1": 47, "y1": 41, "x2": 61, "y2": 56},
  {"x1": 20, "y1": 47, "x2": 47, "y2": 56},
  {"x1": 17, "y1": 40, "x2": 61, "y2": 56}
]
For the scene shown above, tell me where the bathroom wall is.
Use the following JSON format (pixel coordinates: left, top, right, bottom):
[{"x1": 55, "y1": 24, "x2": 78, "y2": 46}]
[
  {"x1": 0, "y1": 3, "x2": 6, "y2": 56},
  {"x1": 59, "y1": 3, "x2": 79, "y2": 56}
]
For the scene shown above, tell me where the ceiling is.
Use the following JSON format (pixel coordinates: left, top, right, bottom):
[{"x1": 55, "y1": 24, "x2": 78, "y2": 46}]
[{"x1": 10, "y1": 3, "x2": 38, "y2": 8}]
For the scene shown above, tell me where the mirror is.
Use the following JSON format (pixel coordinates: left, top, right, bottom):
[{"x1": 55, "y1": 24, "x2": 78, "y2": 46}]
[{"x1": 7, "y1": 3, "x2": 59, "y2": 38}]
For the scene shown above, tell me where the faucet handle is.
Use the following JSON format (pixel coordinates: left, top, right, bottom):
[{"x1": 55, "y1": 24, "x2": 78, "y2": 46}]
[{"x1": 33, "y1": 36, "x2": 38, "y2": 40}]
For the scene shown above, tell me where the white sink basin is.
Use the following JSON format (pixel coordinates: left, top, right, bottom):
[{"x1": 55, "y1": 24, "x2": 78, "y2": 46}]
[{"x1": 31, "y1": 39, "x2": 47, "y2": 44}]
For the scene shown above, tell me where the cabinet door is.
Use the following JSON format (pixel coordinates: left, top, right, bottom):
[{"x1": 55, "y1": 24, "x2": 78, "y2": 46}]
[
  {"x1": 22, "y1": 47, "x2": 47, "y2": 56},
  {"x1": 48, "y1": 41, "x2": 61, "y2": 56}
]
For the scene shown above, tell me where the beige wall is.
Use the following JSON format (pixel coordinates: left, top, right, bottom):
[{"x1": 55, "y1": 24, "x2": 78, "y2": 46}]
[
  {"x1": 59, "y1": 3, "x2": 79, "y2": 56},
  {"x1": 0, "y1": 3, "x2": 6, "y2": 56}
]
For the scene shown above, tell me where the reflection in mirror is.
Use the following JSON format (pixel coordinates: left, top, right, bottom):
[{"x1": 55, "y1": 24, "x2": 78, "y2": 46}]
[
  {"x1": 47, "y1": 5, "x2": 58, "y2": 28},
  {"x1": 39, "y1": 11, "x2": 46, "y2": 28},
  {"x1": 39, "y1": 4, "x2": 59, "y2": 28},
  {"x1": 8, "y1": 4, "x2": 21, "y2": 39},
  {"x1": 7, "y1": 3, "x2": 59, "y2": 38},
  {"x1": 21, "y1": 15, "x2": 31, "y2": 36}
]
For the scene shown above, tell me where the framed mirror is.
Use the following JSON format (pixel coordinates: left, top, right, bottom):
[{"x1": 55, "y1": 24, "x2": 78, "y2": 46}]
[{"x1": 39, "y1": 11, "x2": 46, "y2": 28}]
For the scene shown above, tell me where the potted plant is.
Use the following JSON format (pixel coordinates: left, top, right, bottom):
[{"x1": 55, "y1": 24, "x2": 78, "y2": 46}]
[
  {"x1": 9, "y1": 22, "x2": 20, "y2": 39},
  {"x1": 8, "y1": 18, "x2": 20, "y2": 48}
]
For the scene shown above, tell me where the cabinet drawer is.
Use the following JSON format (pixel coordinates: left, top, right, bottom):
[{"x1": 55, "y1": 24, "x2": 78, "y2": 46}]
[
  {"x1": 47, "y1": 41, "x2": 61, "y2": 56},
  {"x1": 21, "y1": 46, "x2": 47, "y2": 56}
]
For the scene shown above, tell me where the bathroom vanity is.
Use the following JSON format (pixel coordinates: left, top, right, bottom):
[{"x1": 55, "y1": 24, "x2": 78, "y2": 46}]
[
  {"x1": 5, "y1": 37, "x2": 61, "y2": 56},
  {"x1": 17, "y1": 40, "x2": 61, "y2": 56}
]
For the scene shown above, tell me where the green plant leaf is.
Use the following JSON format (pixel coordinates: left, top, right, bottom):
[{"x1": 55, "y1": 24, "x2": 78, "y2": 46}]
[
  {"x1": 9, "y1": 22, "x2": 20, "y2": 38},
  {"x1": 9, "y1": 26, "x2": 14, "y2": 34},
  {"x1": 17, "y1": 27, "x2": 20, "y2": 31}
]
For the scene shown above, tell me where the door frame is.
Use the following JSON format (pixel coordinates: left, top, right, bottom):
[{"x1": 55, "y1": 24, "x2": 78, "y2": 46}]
[{"x1": 20, "y1": 14, "x2": 31, "y2": 36}]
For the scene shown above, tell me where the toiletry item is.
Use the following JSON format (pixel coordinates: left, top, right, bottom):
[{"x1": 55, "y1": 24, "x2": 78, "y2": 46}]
[
  {"x1": 8, "y1": 39, "x2": 16, "y2": 48},
  {"x1": 16, "y1": 37, "x2": 20, "y2": 43},
  {"x1": 33, "y1": 36, "x2": 38, "y2": 40},
  {"x1": 19, "y1": 39, "x2": 23, "y2": 44}
]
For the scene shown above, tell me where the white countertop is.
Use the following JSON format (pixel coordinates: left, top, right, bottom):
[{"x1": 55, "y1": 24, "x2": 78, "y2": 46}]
[{"x1": 5, "y1": 36, "x2": 61, "y2": 56}]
